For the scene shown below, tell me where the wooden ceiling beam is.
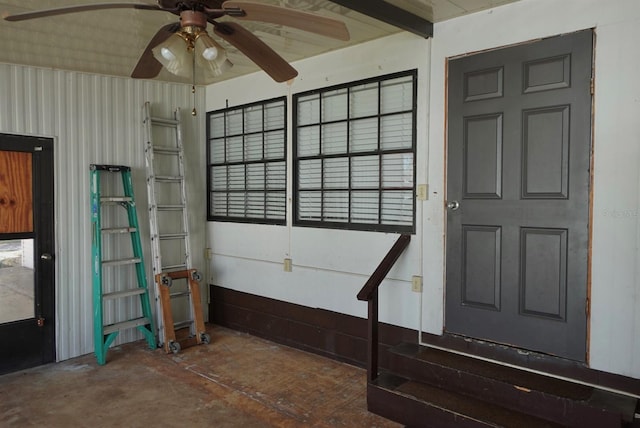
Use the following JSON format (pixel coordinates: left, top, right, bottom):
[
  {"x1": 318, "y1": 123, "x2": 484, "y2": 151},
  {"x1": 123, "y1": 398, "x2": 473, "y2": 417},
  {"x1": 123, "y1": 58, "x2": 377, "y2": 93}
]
[{"x1": 328, "y1": 0, "x2": 433, "y2": 39}]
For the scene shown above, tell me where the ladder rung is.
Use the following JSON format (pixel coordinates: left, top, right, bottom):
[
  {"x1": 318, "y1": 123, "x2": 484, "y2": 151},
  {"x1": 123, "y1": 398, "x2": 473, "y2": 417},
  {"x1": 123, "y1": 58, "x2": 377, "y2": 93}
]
[
  {"x1": 102, "y1": 257, "x2": 141, "y2": 267},
  {"x1": 170, "y1": 291, "x2": 191, "y2": 299},
  {"x1": 155, "y1": 175, "x2": 183, "y2": 182},
  {"x1": 162, "y1": 263, "x2": 188, "y2": 270},
  {"x1": 151, "y1": 116, "x2": 180, "y2": 126},
  {"x1": 173, "y1": 320, "x2": 193, "y2": 330},
  {"x1": 153, "y1": 147, "x2": 181, "y2": 155},
  {"x1": 157, "y1": 204, "x2": 186, "y2": 211},
  {"x1": 159, "y1": 233, "x2": 188, "y2": 240},
  {"x1": 102, "y1": 227, "x2": 137, "y2": 234},
  {"x1": 100, "y1": 196, "x2": 132, "y2": 203},
  {"x1": 103, "y1": 317, "x2": 151, "y2": 335},
  {"x1": 103, "y1": 288, "x2": 146, "y2": 300}
]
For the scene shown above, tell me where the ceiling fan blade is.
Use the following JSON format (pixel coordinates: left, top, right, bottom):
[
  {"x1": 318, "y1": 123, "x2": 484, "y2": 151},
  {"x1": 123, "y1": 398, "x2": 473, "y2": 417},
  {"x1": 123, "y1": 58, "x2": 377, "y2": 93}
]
[
  {"x1": 4, "y1": 3, "x2": 161, "y2": 22},
  {"x1": 212, "y1": 21, "x2": 298, "y2": 83},
  {"x1": 221, "y1": 1, "x2": 350, "y2": 41},
  {"x1": 131, "y1": 23, "x2": 180, "y2": 79}
]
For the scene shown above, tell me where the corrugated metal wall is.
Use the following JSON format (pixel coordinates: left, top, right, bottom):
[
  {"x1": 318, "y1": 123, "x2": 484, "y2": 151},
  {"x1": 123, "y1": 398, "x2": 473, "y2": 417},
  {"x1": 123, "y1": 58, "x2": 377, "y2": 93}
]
[{"x1": 0, "y1": 63, "x2": 206, "y2": 361}]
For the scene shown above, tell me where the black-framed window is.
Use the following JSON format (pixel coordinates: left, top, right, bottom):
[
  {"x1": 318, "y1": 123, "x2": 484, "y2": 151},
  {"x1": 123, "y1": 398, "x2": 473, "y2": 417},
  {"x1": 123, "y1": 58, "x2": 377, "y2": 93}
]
[
  {"x1": 293, "y1": 70, "x2": 417, "y2": 233},
  {"x1": 207, "y1": 97, "x2": 286, "y2": 224}
]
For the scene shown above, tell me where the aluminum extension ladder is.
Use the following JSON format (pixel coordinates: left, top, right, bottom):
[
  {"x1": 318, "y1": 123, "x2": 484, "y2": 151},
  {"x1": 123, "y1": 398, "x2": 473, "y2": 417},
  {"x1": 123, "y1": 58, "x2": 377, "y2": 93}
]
[
  {"x1": 90, "y1": 164, "x2": 156, "y2": 365},
  {"x1": 143, "y1": 102, "x2": 208, "y2": 354}
]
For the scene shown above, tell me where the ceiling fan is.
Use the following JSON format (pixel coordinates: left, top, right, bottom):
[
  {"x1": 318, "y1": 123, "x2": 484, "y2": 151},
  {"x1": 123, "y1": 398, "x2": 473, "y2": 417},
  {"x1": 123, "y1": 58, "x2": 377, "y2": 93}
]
[{"x1": 3, "y1": 1, "x2": 351, "y2": 85}]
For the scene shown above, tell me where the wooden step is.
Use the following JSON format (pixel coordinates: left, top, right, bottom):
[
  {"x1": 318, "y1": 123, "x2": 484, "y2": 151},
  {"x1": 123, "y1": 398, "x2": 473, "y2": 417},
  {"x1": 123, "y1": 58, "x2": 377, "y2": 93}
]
[
  {"x1": 369, "y1": 372, "x2": 565, "y2": 428},
  {"x1": 386, "y1": 343, "x2": 636, "y2": 427}
]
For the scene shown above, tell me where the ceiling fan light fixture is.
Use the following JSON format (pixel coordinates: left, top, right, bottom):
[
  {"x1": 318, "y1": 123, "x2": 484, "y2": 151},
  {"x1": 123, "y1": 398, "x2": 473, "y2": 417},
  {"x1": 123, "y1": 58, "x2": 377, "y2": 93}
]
[
  {"x1": 195, "y1": 32, "x2": 223, "y2": 62},
  {"x1": 194, "y1": 31, "x2": 233, "y2": 83},
  {"x1": 152, "y1": 32, "x2": 192, "y2": 78}
]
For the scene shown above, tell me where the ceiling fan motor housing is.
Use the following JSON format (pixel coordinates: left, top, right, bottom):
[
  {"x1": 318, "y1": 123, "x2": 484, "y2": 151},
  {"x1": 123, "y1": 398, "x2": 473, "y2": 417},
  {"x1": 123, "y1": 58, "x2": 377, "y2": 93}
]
[{"x1": 180, "y1": 10, "x2": 208, "y2": 29}]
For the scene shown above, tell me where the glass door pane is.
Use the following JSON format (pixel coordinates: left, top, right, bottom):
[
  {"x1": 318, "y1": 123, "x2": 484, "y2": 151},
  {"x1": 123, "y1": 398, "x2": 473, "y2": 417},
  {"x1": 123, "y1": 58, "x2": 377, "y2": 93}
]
[{"x1": 0, "y1": 239, "x2": 34, "y2": 323}]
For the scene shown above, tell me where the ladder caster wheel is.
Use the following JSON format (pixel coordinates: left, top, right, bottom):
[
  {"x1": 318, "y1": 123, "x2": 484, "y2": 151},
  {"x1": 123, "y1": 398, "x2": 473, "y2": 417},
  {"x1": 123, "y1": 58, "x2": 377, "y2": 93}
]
[
  {"x1": 168, "y1": 341, "x2": 181, "y2": 354},
  {"x1": 200, "y1": 333, "x2": 210, "y2": 344},
  {"x1": 191, "y1": 271, "x2": 202, "y2": 282},
  {"x1": 161, "y1": 275, "x2": 172, "y2": 287}
]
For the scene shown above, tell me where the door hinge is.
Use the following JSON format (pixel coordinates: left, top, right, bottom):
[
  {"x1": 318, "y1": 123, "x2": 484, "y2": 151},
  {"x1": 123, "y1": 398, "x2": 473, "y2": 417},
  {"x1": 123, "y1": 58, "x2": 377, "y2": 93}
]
[
  {"x1": 590, "y1": 78, "x2": 594, "y2": 96},
  {"x1": 37, "y1": 317, "x2": 45, "y2": 327}
]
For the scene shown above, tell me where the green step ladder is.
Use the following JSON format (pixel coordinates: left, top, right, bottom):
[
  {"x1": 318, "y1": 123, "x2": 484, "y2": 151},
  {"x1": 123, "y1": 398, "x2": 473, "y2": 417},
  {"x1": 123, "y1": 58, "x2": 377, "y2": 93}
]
[{"x1": 90, "y1": 164, "x2": 156, "y2": 365}]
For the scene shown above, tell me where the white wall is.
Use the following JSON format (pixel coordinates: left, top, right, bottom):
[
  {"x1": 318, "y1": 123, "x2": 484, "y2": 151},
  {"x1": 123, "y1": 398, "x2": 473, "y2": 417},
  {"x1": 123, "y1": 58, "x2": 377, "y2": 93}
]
[
  {"x1": 0, "y1": 64, "x2": 206, "y2": 361},
  {"x1": 206, "y1": 32, "x2": 430, "y2": 330},
  {"x1": 429, "y1": 0, "x2": 640, "y2": 378},
  {"x1": 207, "y1": 0, "x2": 640, "y2": 379}
]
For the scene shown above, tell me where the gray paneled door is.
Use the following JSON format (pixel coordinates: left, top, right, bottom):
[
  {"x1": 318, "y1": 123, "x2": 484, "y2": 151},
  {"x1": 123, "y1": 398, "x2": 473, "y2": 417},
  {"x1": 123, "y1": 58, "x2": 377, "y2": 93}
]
[{"x1": 445, "y1": 30, "x2": 593, "y2": 362}]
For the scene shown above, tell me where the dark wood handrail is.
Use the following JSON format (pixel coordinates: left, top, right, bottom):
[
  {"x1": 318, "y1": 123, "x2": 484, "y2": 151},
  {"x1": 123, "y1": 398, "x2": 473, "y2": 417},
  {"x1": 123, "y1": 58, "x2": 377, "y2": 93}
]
[
  {"x1": 357, "y1": 234, "x2": 411, "y2": 382},
  {"x1": 357, "y1": 234, "x2": 411, "y2": 301}
]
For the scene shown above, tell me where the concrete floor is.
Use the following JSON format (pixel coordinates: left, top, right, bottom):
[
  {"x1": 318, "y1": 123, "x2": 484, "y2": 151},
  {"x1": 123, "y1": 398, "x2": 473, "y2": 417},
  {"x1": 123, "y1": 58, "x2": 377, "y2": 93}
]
[{"x1": 0, "y1": 325, "x2": 401, "y2": 428}]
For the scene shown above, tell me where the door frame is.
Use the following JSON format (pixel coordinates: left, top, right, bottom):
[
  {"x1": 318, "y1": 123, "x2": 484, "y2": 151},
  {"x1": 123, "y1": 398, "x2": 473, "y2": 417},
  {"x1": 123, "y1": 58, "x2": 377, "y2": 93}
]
[
  {"x1": 442, "y1": 30, "x2": 595, "y2": 363},
  {"x1": 0, "y1": 133, "x2": 55, "y2": 374}
]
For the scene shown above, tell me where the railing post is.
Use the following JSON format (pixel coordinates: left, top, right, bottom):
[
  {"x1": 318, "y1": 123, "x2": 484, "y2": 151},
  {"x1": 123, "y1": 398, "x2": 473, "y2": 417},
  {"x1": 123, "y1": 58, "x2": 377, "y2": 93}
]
[
  {"x1": 357, "y1": 234, "x2": 411, "y2": 384},
  {"x1": 367, "y1": 289, "x2": 379, "y2": 382}
]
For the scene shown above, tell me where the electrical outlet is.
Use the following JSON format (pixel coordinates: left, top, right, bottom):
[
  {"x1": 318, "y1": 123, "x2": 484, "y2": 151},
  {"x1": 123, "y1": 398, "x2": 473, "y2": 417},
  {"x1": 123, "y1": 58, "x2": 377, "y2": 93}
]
[
  {"x1": 411, "y1": 275, "x2": 423, "y2": 292},
  {"x1": 416, "y1": 184, "x2": 428, "y2": 201},
  {"x1": 283, "y1": 258, "x2": 292, "y2": 272}
]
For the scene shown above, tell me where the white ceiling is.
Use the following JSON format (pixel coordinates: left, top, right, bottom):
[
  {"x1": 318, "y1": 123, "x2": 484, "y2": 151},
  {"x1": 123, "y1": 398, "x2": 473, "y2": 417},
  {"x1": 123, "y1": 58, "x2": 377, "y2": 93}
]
[{"x1": 0, "y1": 0, "x2": 519, "y2": 84}]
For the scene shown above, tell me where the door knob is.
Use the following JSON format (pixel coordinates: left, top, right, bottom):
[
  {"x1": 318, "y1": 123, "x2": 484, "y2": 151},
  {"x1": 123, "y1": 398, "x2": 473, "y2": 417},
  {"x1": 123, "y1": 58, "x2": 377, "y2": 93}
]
[
  {"x1": 446, "y1": 200, "x2": 460, "y2": 211},
  {"x1": 40, "y1": 253, "x2": 53, "y2": 260}
]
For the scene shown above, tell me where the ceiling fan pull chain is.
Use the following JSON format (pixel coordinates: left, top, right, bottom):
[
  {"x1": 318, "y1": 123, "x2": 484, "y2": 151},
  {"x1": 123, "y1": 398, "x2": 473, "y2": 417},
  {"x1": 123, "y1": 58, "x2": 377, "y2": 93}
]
[{"x1": 192, "y1": 51, "x2": 197, "y2": 116}]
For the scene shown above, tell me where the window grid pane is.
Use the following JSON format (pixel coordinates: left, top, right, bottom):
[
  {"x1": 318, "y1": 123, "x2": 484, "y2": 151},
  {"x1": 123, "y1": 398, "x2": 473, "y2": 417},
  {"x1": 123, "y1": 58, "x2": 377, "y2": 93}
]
[
  {"x1": 323, "y1": 158, "x2": 349, "y2": 189},
  {"x1": 321, "y1": 122, "x2": 348, "y2": 155},
  {"x1": 299, "y1": 191, "x2": 321, "y2": 221},
  {"x1": 381, "y1": 76, "x2": 414, "y2": 114},
  {"x1": 350, "y1": 82, "x2": 379, "y2": 118},
  {"x1": 299, "y1": 159, "x2": 322, "y2": 189},
  {"x1": 210, "y1": 114, "x2": 225, "y2": 139},
  {"x1": 294, "y1": 71, "x2": 416, "y2": 232},
  {"x1": 351, "y1": 156, "x2": 379, "y2": 189},
  {"x1": 381, "y1": 113, "x2": 413, "y2": 150},
  {"x1": 322, "y1": 88, "x2": 348, "y2": 122},
  {"x1": 297, "y1": 94, "x2": 319, "y2": 126},
  {"x1": 298, "y1": 126, "x2": 320, "y2": 157},
  {"x1": 350, "y1": 118, "x2": 378, "y2": 153},
  {"x1": 244, "y1": 105, "x2": 263, "y2": 134},
  {"x1": 323, "y1": 191, "x2": 349, "y2": 222},
  {"x1": 207, "y1": 97, "x2": 287, "y2": 224},
  {"x1": 210, "y1": 138, "x2": 225, "y2": 164}
]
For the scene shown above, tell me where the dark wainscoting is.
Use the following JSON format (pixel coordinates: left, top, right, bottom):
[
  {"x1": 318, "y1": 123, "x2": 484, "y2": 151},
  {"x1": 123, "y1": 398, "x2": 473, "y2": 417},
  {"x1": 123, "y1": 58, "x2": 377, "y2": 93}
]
[
  {"x1": 210, "y1": 285, "x2": 640, "y2": 397},
  {"x1": 209, "y1": 285, "x2": 417, "y2": 369}
]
